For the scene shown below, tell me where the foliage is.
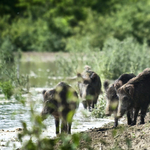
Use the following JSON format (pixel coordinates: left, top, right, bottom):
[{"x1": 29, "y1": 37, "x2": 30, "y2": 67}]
[
  {"x1": 91, "y1": 94, "x2": 106, "y2": 118},
  {"x1": 1, "y1": 0, "x2": 150, "y2": 52},
  {"x1": 0, "y1": 0, "x2": 20, "y2": 18},
  {"x1": 0, "y1": 49, "x2": 30, "y2": 97},
  {"x1": 0, "y1": 81, "x2": 14, "y2": 99},
  {"x1": 54, "y1": 37, "x2": 150, "y2": 82},
  {"x1": 101, "y1": 37, "x2": 150, "y2": 79},
  {"x1": 0, "y1": 36, "x2": 16, "y2": 62}
]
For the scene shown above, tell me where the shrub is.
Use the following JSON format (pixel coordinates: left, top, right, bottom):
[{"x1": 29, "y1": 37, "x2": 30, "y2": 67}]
[
  {"x1": 0, "y1": 81, "x2": 14, "y2": 99},
  {"x1": 0, "y1": 36, "x2": 16, "y2": 62},
  {"x1": 91, "y1": 94, "x2": 106, "y2": 118},
  {"x1": 101, "y1": 37, "x2": 150, "y2": 79},
  {"x1": 0, "y1": 49, "x2": 30, "y2": 95}
]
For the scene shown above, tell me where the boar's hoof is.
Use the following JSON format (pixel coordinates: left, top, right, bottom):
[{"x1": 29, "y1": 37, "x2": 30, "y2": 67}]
[
  {"x1": 89, "y1": 108, "x2": 93, "y2": 112},
  {"x1": 127, "y1": 120, "x2": 132, "y2": 125},
  {"x1": 139, "y1": 121, "x2": 145, "y2": 125},
  {"x1": 113, "y1": 125, "x2": 117, "y2": 128},
  {"x1": 113, "y1": 123, "x2": 118, "y2": 128},
  {"x1": 130, "y1": 122, "x2": 136, "y2": 126}
]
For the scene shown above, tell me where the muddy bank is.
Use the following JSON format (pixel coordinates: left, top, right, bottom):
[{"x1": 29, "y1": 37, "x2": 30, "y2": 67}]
[
  {"x1": 80, "y1": 112, "x2": 150, "y2": 150},
  {"x1": 1, "y1": 113, "x2": 150, "y2": 150}
]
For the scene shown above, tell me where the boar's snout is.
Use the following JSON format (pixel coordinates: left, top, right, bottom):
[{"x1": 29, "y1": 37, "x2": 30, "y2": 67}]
[
  {"x1": 41, "y1": 112, "x2": 47, "y2": 121},
  {"x1": 105, "y1": 113, "x2": 111, "y2": 116},
  {"x1": 117, "y1": 108, "x2": 126, "y2": 118},
  {"x1": 117, "y1": 112, "x2": 122, "y2": 118}
]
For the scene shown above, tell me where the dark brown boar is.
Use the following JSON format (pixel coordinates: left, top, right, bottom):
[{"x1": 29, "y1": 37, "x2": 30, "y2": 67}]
[
  {"x1": 117, "y1": 68, "x2": 150, "y2": 125},
  {"x1": 77, "y1": 66, "x2": 102, "y2": 111},
  {"x1": 104, "y1": 73, "x2": 136, "y2": 127},
  {"x1": 41, "y1": 82, "x2": 79, "y2": 135}
]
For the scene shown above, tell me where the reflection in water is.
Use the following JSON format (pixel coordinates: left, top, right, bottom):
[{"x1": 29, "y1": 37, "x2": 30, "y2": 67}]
[{"x1": 20, "y1": 61, "x2": 58, "y2": 87}]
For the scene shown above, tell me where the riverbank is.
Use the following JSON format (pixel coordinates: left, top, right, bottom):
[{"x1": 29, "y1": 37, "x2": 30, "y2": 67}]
[
  {"x1": 79, "y1": 112, "x2": 150, "y2": 150},
  {"x1": 1, "y1": 113, "x2": 150, "y2": 150}
]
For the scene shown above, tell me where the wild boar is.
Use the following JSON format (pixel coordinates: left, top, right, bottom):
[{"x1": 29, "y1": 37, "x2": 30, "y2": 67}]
[
  {"x1": 77, "y1": 66, "x2": 102, "y2": 111},
  {"x1": 117, "y1": 68, "x2": 150, "y2": 125},
  {"x1": 41, "y1": 82, "x2": 79, "y2": 134},
  {"x1": 104, "y1": 73, "x2": 136, "y2": 127}
]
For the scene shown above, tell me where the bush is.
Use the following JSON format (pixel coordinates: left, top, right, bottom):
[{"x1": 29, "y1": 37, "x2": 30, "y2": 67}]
[
  {"x1": 0, "y1": 36, "x2": 16, "y2": 62},
  {"x1": 0, "y1": 49, "x2": 30, "y2": 96},
  {"x1": 2, "y1": 1, "x2": 150, "y2": 52},
  {"x1": 91, "y1": 94, "x2": 106, "y2": 118},
  {"x1": 0, "y1": 81, "x2": 14, "y2": 99},
  {"x1": 101, "y1": 37, "x2": 150, "y2": 79}
]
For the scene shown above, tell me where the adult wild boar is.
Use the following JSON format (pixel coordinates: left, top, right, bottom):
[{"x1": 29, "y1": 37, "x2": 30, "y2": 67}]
[
  {"x1": 77, "y1": 66, "x2": 102, "y2": 111},
  {"x1": 41, "y1": 82, "x2": 79, "y2": 134},
  {"x1": 104, "y1": 73, "x2": 136, "y2": 127},
  {"x1": 117, "y1": 68, "x2": 150, "y2": 125}
]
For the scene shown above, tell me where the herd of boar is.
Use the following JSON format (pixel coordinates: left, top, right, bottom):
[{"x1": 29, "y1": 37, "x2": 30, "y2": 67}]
[{"x1": 41, "y1": 67, "x2": 150, "y2": 135}]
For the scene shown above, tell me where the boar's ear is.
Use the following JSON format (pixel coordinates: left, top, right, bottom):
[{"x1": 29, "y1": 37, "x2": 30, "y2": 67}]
[
  {"x1": 42, "y1": 90, "x2": 46, "y2": 95},
  {"x1": 114, "y1": 80, "x2": 123, "y2": 90},
  {"x1": 77, "y1": 73, "x2": 82, "y2": 77},
  {"x1": 103, "y1": 80, "x2": 109, "y2": 91},
  {"x1": 77, "y1": 73, "x2": 83, "y2": 82},
  {"x1": 125, "y1": 85, "x2": 134, "y2": 98},
  {"x1": 90, "y1": 73, "x2": 97, "y2": 81}
]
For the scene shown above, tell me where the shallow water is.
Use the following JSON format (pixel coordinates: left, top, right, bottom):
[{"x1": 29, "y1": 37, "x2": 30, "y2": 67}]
[
  {"x1": 0, "y1": 58, "x2": 113, "y2": 149},
  {"x1": 0, "y1": 88, "x2": 113, "y2": 150},
  {"x1": 0, "y1": 88, "x2": 112, "y2": 131}
]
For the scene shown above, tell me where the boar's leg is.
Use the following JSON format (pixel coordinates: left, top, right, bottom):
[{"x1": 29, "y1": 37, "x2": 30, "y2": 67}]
[
  {"x1": 82, "y1": 101, "x2": 87, "y2": 109},
  {"x1": 55, "y1": 118, "x2": 60, "y2": 135},
  {"x1": 114, "y1": 117, "x2": 118, "y2": 127},
  {"x1": 68, "y1": 122, "x2": 72, "y2": 134},
  {"x1": 127, "y1": 110, "x2": 132, "y2": 125},
  {"x1": 92, "y1": 96, "x2": 98, "y2": 108},
  {"x1": 140, "y1": 107, "x2": 147, "y2": 124},
  {"x1": 87, "y1": 101, "x2": 92, "y2": 112},
  {"x1": 131, "y1": 108, "x2": 140, "y2": 125},
  {"x1": 61, "y1": 119, "x2": 67, "y2": 133}
]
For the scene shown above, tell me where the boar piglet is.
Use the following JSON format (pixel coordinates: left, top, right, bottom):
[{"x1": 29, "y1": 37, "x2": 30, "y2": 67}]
[
  {"x1": 41, "y1": 82, "x2": 79, "y2": 135},
  {"x1": 77, "y1": 66, "x2": 102, "y2": 111},
  {"x1": 117, "y1": 68, "x2": 150, "y2": 125},
  {"x1": 104, "y1": 73, "x2": 136, "y2": 127}
]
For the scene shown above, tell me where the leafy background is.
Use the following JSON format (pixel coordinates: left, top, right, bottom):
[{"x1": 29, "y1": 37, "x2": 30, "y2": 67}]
[{"x1": 1, "y1": 0, "x2": 150, "y2": 52}]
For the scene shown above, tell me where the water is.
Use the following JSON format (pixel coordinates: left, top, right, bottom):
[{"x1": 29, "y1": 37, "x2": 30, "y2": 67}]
[
  {"x1": 0, "y1": 56, "x2": 113, "y2": 149},
  {"x1": 0, "y1": 89, "x2": 112, "y2": 131},
  {"x1": 0, "y1": 88, "x2": 113, "y2": 150}
]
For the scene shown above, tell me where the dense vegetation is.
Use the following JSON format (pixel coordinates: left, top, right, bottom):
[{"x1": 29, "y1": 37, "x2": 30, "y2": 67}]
[{"x1": 1, "y1": 0, "x2": 150, "y2": 52}]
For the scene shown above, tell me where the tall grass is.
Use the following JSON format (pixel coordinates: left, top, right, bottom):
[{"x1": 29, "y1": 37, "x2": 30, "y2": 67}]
[{"x1": 55, "y1": 37, "x2": 150, "y2": 80}]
